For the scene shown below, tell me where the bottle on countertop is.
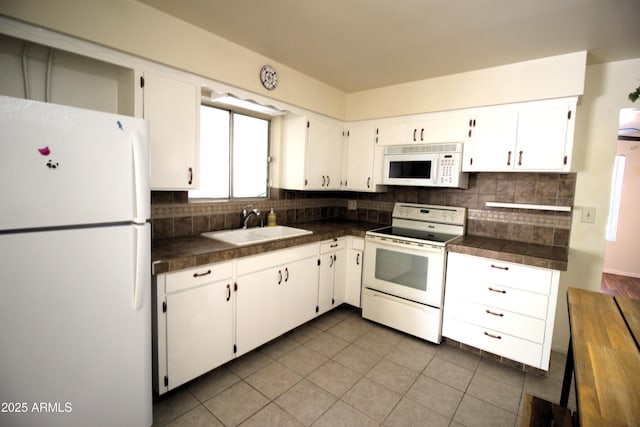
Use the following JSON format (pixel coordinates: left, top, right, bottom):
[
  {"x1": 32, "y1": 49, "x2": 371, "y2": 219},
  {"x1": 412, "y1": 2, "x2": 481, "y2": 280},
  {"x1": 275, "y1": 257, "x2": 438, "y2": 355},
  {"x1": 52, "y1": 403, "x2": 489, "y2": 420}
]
[{"x1": 267, "y1": 208, "x2": 277, "y2": 226}]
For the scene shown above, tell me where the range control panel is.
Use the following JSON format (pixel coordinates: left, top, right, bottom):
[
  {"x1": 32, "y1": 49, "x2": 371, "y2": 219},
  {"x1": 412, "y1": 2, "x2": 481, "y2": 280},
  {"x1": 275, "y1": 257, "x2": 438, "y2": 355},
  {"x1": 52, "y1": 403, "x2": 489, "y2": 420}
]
[{"x1": 392, "y1": 203, "x2": 466, "y2": 227}]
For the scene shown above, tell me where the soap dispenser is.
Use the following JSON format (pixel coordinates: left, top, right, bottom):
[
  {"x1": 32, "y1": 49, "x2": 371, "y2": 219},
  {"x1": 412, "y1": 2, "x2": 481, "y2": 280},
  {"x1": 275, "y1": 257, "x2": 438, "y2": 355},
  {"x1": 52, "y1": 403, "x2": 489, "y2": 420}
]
[{"x1": 267, "y1": 208, "x2": 277, "y2": 226}]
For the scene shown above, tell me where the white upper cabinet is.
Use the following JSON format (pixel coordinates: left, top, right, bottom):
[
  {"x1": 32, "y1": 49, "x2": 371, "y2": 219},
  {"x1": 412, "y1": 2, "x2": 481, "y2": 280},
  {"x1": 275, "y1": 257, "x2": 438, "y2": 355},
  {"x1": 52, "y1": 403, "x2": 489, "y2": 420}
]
[
  {"x1": 142, "y1": 71, "x2": 200, "y2": 190},
  {"x1": 377, "y1": 111, "x2": 469, "y2": 146},
  {"x1": 463, "y1": 97, "x2": 577, "y2": 172},
  {"x1": 281, "y1": 114, "x2": 344, "y2": 190},
  {"x1": 344, "y1": 122, "x2": 386, "y2": 192}
]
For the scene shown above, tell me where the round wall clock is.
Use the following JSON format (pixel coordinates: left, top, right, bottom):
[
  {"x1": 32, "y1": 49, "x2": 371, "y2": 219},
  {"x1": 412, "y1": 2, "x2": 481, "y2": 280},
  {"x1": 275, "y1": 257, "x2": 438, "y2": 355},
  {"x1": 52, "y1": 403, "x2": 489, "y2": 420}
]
[{"x1": 260, "y1": 65, "x2": 278, "y2": 90}]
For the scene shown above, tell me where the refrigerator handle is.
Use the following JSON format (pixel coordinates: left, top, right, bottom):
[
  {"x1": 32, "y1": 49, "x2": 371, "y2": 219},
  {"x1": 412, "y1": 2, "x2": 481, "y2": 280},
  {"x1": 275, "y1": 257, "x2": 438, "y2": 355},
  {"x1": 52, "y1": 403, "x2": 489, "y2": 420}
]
[
  {"x1": 133, "y1": 224, "x2": 150, "y2": 311},
  {"x1": 131, "y1": 131, "x2": 150, "y2": 224}
]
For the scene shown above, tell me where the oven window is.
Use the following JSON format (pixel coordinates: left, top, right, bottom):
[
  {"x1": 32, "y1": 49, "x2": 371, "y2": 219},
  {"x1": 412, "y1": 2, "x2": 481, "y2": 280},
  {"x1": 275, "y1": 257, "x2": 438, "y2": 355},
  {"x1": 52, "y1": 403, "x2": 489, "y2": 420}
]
[
  {"x1": 374, "y1": 248, "x2": 428, "y2": 291},
  {"x1": 389, "y1": 160, "x2": 431, "y2": 179}
]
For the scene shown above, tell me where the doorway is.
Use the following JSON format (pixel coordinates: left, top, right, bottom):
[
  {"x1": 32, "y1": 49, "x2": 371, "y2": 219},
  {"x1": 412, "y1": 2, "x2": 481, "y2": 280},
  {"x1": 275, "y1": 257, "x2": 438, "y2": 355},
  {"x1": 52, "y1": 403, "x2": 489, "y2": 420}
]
[{"x1": 602, "y1": 108, "x2": 640, "y2": 299}]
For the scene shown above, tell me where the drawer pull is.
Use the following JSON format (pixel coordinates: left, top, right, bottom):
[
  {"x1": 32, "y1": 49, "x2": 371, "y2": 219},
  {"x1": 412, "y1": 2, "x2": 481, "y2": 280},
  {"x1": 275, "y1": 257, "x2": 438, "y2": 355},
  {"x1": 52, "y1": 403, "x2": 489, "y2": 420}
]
[
  {"x1": 226, "y1": 284, "x2": 231, "y2": 301},
  {"x1": 486, "y1": 309, "x2": 504, "y2": 317},
  {"x1": 484, "y1": 332, "x2": 502, "y2": 339},
  {"x1": 193, "y1": 269, "x2": 212, "y2": 278},
  {"x1": 490, "y1": 264, "x2": 509, "y2": 271},
  {"x1": 488, "y1": 287, "x2": 506, "y2": 294}
]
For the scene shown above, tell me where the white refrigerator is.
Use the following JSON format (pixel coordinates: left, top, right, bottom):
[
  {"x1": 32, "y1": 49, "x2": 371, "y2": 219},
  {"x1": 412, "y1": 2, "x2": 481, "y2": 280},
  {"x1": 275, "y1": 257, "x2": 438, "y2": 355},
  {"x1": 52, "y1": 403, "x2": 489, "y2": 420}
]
[{"x1": 0, "y1": 96, "x2": 152, "y2": 427}]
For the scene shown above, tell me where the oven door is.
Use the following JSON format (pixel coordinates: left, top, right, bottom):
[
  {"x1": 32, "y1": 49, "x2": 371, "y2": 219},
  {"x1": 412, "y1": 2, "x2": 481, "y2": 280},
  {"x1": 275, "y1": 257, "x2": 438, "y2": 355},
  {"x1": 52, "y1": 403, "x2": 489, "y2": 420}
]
[
  {"x1": 382, "y1": 153, "x2": 438, "y2": 186},
  {"x1": 363, "y1": 236, "x2": 446, "y2": 307}
]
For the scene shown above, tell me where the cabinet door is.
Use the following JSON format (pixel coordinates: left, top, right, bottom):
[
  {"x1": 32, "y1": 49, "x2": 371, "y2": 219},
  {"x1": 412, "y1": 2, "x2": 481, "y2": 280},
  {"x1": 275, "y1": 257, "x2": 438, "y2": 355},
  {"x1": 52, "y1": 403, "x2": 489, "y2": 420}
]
[
  {"x1": 416, "y1": 112, "x2": 469, "y2": 144},
  {"x1": 464, "y1": 108, "x2": 518, "y2": 172},
  {"x1": 235, "y1": 267, "x2": 280, "y2": 356},
  {"x1": 344, "y1": 248, "x2": 363, "y2": 307},
  {"x1": 345, "y1": 124, "x2": 376, "y2": 191},
  {"x1": 142, "y1": 71, "x2": 199, "y2": 190},
  {"x1": 165, "y1": 280, "x2": 233, "y2": 390},
  {"x1": 377, "y1": 119, "x2": 416, "y2": 145},
  {"x1": 281, "y1": 255, "x2": 319, "y2": 331},
  {"x1": 306, "y1": 119, "x2": 344, "y2": 189},
  {"x1": 318, "y1": 251, "x2": 336, "y2": 315},
  {"x1": 333, "y1": 247, "x2": 347, "y2": 307},
  {"x1": 515, "y1": 103, "x2": 571, "y2": 171}
]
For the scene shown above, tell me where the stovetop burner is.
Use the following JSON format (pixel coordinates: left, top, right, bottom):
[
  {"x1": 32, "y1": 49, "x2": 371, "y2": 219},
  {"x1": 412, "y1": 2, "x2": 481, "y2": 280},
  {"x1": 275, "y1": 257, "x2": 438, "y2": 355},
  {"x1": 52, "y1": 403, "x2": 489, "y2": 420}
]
[{"x1": 365, "y1": 203, "x2": 467, "y2": 246}]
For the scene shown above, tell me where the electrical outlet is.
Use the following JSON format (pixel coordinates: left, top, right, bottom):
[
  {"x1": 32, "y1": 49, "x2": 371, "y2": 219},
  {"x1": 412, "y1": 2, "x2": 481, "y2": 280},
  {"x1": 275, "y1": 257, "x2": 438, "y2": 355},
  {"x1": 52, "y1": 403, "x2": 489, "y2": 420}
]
[
  {"x1": 581, "y1": 207, "x2": 596, "y2": 224},
  {"x1": 347, "y1": 200, "x2": 357, "y2": 210}
]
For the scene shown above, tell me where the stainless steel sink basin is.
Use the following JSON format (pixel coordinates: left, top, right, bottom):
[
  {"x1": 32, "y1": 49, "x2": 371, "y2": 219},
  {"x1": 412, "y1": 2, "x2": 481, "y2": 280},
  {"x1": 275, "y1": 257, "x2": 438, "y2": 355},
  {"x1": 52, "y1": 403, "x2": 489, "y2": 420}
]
[{"x1": 201, "y1": 225, "x2": 312, "y2": 246}]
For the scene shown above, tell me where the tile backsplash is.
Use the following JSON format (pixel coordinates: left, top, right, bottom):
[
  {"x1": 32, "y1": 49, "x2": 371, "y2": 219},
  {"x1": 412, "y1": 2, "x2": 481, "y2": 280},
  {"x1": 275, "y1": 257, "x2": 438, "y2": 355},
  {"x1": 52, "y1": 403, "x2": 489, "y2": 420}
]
[{"x1": 151, "y1": 172, "x2": 575, "y2": 247}]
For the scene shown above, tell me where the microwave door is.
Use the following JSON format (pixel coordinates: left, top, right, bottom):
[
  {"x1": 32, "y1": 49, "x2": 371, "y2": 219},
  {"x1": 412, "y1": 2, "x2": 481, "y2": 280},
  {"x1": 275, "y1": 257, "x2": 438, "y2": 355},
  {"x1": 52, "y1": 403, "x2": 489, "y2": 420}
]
[{"x1": 384, "y1": 154, "x2": 438, "y2": 185}]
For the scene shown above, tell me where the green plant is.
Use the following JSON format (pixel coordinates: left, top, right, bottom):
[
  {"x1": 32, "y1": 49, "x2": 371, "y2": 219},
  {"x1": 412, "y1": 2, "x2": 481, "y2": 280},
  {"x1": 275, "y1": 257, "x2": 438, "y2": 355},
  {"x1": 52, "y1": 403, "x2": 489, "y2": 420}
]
[{"x1": 630, "y1": 85, "x2": 640, "y2": 102}]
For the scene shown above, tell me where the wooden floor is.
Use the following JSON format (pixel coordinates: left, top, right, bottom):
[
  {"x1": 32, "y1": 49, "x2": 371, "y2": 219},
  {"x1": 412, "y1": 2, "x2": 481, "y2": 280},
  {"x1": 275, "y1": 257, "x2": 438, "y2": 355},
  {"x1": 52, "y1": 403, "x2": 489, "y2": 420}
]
[{"x1": 600, "y1": 273, "x2": 640, "y2": 300}]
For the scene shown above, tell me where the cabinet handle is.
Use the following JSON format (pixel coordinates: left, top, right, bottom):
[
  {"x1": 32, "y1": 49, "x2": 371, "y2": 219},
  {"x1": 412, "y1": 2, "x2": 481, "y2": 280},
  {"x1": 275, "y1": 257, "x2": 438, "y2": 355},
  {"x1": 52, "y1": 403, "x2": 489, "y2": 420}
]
[
  {"x1": 420, "y1": 128, "x2": 424, "y2": 141},
  {"x1": 278, "y1": 270, "x2": 282, "y2": 285},
  {"x1": 486, "y1": 309, "x2": 504, "y2": 317},
  {"x1": 413, "y1": 129, "x2": 417, "y2": 142},
  {"x1": 484, "y1": 332, "x2": 502, "y2": 339},
  {"x1": 322, "y1": 175, "x2": 326, "y2": 187},
  {"x1": 488, "y1": 287, "x2": 506, "y2": 294},
  {"x1": 518, "y1": 151, "x2": 523, "y2": 166},
  {"x1": 326, "y1": 175, "x2": 330, "y2": 187},
  {"x1": 506, "y1": 151, "x2": 512, "y2": 166},
  {"x1": 188, "y1": 167, "x2": 193, "y2": 185},
  {"x1": 284, "y1": 267, "x2": 289, "y2": 282},
  {"x1": 367, "y1": 177, "x2": 371, "y2": 188},
  {"x1": 490, "y1": 264, "x2": 509, "y2": 271},
  {"x1": 329, "y1": 255, "x2": 334, "y2": 267},
  {"x1": 193, "y1": 269, "x2": 212, "y2": 278},
  {"x1": 226, "y1": 284, "x2": 231, "y2": 301},
  {"x1": 356, "y1": 253, "x2": 360, "y2": 265}
]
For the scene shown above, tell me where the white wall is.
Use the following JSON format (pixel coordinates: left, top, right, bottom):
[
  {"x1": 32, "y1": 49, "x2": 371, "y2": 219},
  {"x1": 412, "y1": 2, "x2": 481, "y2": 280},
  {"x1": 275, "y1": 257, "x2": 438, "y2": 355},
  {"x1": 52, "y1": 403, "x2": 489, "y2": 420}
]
[
  {"x1": 346, "y1": 51, "x2": 587, "y2": 120},
  {"x1": 0, "y1": 0, "x2": 347, "y2": 119}
]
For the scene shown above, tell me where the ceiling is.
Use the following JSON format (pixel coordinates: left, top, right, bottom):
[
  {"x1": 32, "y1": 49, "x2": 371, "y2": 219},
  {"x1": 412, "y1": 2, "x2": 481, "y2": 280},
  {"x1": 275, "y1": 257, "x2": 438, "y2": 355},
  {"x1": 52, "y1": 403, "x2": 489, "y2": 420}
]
[{"x1": 138, "y1": 0, "x2": 640, "y2": 93}]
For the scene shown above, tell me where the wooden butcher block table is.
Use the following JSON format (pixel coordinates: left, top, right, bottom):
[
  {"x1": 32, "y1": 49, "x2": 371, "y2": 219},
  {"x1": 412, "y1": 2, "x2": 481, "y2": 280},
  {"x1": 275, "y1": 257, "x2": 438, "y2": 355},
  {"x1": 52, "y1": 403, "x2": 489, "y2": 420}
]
[{"x1": 561, "y1": 287, "x2": 640, "y2": 426}]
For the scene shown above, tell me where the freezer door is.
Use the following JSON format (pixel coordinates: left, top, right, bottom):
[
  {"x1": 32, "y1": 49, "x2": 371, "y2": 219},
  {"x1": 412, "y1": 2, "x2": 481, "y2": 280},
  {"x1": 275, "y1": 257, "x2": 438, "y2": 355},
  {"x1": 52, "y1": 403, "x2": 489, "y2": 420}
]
[
  {"x1": 0, "y1": 224, "x2": 152, "y2": 427},
  {"x1": 0, "y1": 96, "x2": 149, "y2": 231}
]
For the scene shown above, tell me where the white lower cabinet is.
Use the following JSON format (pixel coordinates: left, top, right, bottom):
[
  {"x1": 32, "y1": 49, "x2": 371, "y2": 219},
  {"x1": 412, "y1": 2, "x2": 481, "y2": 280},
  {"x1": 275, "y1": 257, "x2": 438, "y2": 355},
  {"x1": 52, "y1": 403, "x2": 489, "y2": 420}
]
[
  {"x1": 154, "y1": 261, "x2": 234, "y2": 394},
  {"x1": 344, "y1": 237, "x2": 364, "y2": 307},
  {"x1": 318, "y1": 238, "x2": 346, "y2": 315},
  {"x1": 154, "y1": 238, "x2": 365, "y2": 394},
  {"x1": 235, "y1": 244, "x2": 319, "y2": 356},
  {"x1": 442, "y1": 252, "x2": 560, "y2": 370}
]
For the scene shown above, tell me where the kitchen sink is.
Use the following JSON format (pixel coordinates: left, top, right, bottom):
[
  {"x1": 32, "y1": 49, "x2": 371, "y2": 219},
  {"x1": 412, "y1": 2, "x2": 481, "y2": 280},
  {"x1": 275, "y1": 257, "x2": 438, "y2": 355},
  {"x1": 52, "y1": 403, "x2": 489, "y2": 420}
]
[{"x1": 201, "y1": 225, "x2": 312, "y2": 246}]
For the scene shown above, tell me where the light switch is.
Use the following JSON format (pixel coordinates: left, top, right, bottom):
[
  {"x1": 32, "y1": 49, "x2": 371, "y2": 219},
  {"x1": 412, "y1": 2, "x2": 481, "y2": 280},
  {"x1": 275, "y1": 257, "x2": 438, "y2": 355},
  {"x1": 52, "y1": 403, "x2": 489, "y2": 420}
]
[{"x1": 581, "y1": 207, "x2": 596, "y2": 223}]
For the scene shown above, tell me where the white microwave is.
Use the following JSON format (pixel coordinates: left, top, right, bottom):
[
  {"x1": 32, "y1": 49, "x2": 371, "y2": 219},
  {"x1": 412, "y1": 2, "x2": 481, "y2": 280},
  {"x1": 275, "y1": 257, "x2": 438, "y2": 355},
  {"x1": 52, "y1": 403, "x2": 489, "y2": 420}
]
[{"x1": 382, "y1": 142, "x2": 468, "y2": 188}]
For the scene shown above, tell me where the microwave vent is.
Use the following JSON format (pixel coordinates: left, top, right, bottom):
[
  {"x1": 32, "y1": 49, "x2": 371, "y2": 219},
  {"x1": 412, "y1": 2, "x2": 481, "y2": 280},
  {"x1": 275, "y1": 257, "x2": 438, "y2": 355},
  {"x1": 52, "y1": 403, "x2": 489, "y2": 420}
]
[{"x1": 385, "y1": 142, "x2": 463, "y2": 155}]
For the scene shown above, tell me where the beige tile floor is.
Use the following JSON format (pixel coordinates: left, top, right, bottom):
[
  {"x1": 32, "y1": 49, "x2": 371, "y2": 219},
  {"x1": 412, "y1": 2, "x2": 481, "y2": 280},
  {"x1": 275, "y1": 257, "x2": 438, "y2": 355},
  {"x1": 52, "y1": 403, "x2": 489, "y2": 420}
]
[{"x1": 152, "y1": 306, "x2": 575, "y2": 427}]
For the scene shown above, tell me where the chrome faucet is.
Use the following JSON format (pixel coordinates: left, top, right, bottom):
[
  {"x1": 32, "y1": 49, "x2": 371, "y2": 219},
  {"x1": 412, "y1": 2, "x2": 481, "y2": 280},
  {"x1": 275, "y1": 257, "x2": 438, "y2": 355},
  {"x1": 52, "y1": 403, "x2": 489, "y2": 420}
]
[{"x1": 241, "y1": 205, "x2": 261, "y2": 229}]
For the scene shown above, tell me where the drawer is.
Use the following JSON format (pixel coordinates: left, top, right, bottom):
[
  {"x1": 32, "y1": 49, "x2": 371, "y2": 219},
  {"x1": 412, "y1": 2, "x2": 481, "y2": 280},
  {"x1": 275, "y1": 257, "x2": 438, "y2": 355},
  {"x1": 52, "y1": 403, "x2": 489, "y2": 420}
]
[
  {"x1": 236, "y1": 243, "x2": 318, "y2": 275},
  {"x1": 446, "y1": 279, "x2": 549, "y2": 319},
  {"x1": 447, "y1": 253, "x2": 553, "y2": 295},
  {"x1": 445, "y1": 299, "x2": 546, "y2": 343},
  {"x1": 321, "y1": 238, "x2": 345, "y2": 253},
  {"x1": 351, "y1": 237, "x2": 365, "y2": 251},
  {"x1": 164, "y1": 261, "x2": 233, "y2": 294},
  {"x1": 442, "y1": 317, "x2": 544, "y2": 368}
]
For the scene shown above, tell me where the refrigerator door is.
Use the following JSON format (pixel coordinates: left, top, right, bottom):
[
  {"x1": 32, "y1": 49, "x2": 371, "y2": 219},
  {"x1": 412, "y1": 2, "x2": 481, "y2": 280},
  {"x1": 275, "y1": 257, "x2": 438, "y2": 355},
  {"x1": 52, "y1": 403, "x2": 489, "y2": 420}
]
[
  {"x1": 0, "y1": 224, "x2": 152, "y2": 427},
  {"x1": 0, "y1": 96, "x2": 149, "y2": 231}
]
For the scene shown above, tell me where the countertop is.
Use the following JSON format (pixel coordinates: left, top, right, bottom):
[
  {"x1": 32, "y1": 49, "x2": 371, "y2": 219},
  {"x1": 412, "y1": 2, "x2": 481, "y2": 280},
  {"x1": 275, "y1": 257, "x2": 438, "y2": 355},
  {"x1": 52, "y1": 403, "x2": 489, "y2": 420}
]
[
  {"x1": 152, "y1": 220, "x2": 569, "y2": 274},
  {"x1": 447, "y1": 235, "x2": 568, "y2": 271},
  {"x1": 152, "y1": 220, "x2": 379, "y2": 274}
]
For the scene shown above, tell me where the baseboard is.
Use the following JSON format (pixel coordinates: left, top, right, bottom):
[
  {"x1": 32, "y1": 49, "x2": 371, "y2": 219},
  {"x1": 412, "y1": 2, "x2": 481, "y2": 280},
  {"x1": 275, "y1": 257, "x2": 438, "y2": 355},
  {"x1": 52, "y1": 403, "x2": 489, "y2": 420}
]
[{"x1": 602, "y1": 268, "x2": 640, "y2": 278}]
